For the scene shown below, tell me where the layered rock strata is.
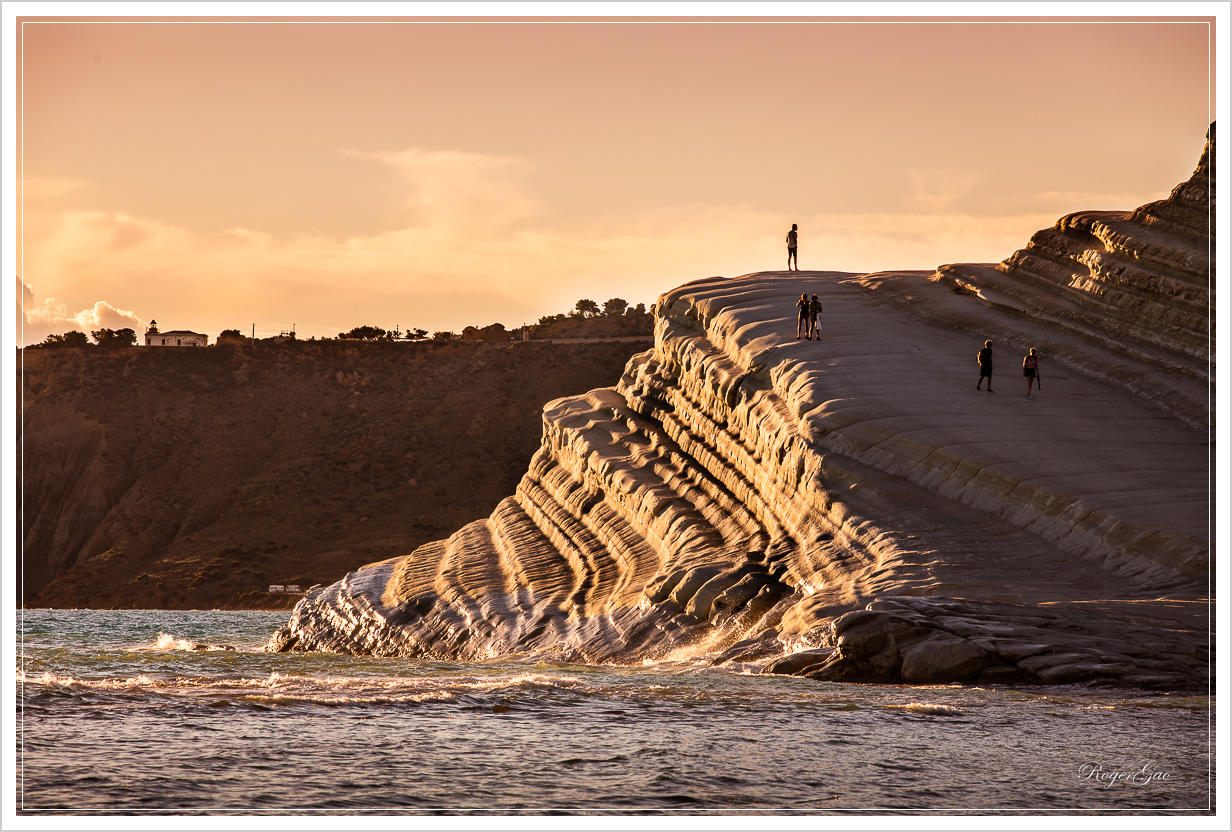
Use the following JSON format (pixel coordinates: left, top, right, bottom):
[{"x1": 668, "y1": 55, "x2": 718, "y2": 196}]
[
  {"x1": 270, "y1": 129, "x2": 1213, "y2": 689},
  {"x1": 939, "y1": 122, "x2": 1213, "y2": 368}
]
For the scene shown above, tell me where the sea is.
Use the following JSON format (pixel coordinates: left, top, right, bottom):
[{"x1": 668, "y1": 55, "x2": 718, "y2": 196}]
[{"x1": 13, "y1": 608, "x2": 1215, "y2": 820}]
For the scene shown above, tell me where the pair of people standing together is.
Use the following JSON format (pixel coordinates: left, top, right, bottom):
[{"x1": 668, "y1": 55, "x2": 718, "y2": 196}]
[
  {"x1": 977, "y1": 340, "x2": 1041, "y2": 399},
  {"x1": 796, "y1": 293, "x2": 823, "y2": 340}
]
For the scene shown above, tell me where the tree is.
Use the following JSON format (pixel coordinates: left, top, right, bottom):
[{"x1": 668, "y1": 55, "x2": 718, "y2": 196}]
[
  {"x1": 338, "y1": 325, "x2": 387, "y2": 341},
  {"x1": 602, "y1": 298, "x2": 628, "y2": 317},
  {"x1": 92, "y1": 327, "x2": 136, "y2": 348},
  {"x1": 432, "y1": 331, "x2": 455, "y2": 342},
  {"x1": 409, "y1": 328, "x2": 429, "y2": 340},
  {"x1": 574, "y1": 299, "x2": 600, "y2": 318},
  {"x1": 462, "y1": 323, "x2": 509, "y2": 343},
  {"x1": 628, "y1": 303, "x2": 648, "y2": 316},
  {"x1": 39, "y1": 330, "x2": 89, "y2": 348},
  {"x1": 219, "y1": 329, "x2": 242, "y2": 338}
]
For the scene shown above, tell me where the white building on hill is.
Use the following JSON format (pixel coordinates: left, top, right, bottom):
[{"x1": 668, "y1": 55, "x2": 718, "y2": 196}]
[{"x1": 145, "y1": 321, "x2": 208, "y2": 347}]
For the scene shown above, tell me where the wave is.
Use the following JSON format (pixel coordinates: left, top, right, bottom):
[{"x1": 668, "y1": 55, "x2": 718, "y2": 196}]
[
  {"x1": 15, "y1": 666, "x2": 629, "y2": 707},
  {"x1": 17, "y1": 669, "x2": 158, "y2": 690},
  {"x1": 135, "y1": 632, "x2": 240, "y2": 652},
  {"x1": 883, "y1": 702, "x2": 964, "y2": 716}
]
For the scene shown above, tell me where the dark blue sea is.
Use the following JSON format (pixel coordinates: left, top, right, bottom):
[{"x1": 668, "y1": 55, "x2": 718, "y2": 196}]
[{"x1": 14, "y1": 609, "x2": 1214, "y2": 818}]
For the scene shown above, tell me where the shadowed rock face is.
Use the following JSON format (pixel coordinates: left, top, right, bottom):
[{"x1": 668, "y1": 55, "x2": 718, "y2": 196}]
[
  {"x1": 19, "y1": 339, "x2": 646, "y2": 608},
  {"x1": 269, "y1": 128, "x2": 1213, "y2": 689}
]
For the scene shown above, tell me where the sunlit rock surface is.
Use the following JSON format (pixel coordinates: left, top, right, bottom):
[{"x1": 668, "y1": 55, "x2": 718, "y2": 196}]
[
  {"x1": 270, "y1": 127, "x2": 1213, "y2": 689},
  {"x1": 939, "y1": 122, "x2": 1214, "y2": 366}
]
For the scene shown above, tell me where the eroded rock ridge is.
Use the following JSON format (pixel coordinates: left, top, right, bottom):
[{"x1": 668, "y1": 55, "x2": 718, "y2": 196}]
[{"x1": 270, "y1": 128, "x2": 1213, "y2": 689}]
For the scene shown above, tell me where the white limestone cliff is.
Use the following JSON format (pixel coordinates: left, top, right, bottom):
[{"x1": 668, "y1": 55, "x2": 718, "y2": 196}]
[{"x1": 268, "y1": 127, "x2": 1213, "y2": 689}]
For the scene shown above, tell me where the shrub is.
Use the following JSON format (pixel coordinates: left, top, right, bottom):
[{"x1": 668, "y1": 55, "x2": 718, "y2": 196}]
[
  {"x1": 338, "y1": 325, "x2": 388, "y2": 341},
  {"x1": 91, "y1": 327, "x2": 136, "y2": 348},
  {"x1": 38, "y1": 330, "x2": 89, "y2": 348}
]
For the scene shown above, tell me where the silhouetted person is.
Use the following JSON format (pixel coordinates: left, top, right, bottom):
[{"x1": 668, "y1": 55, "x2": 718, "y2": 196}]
[
  {"x1": 787, "y1": 224, "x2": 799, "y2": 271},
  {"x1": 808, "y1": 294, "x2": 823, "y2": 339},
  {"x1": 796, "y1": 293, "x2": 810, "y2": 339},
  {"x1": 1023, "y1": 348, "x2": 1040, "y2": 399},
  {"x1": 976, "y1": 340, "x2": 993, "y2": 392}
]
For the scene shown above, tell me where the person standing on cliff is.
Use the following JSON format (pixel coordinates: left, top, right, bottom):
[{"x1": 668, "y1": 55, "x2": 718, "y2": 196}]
[
  {"x1": 976, "y1": 340, "x2": 994, "y2": 392},
  {"x1": 1023, "y1": 348, "x2": 1040, "y2": 399},
  {"x1": 795, "y1": 292, "x2": 810, "y2": 339},
  {"x1": 787, "y1": 224, "x2": 799, "y2": 271},
  {"x1": 808, "y1": 294, "x2": 823, "y2": 339}
]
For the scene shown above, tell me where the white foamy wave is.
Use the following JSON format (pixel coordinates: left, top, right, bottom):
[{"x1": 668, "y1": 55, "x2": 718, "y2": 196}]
[
  {"x1": 132, "y1": 632, "x2": 239, "y2": 652},
  {"x1": 238, "y1": 690, "x2": 462, "y2": 707},
  {"x1": 17, "y1": 669, "x2": 159, "y2": 690},
  {"x1": 885, "y1": 702, "x2": 963, "y2": 715},
  {"x1": 249, "y1": 671, "x2": 596, "y2": 696},
  {"x1": 463, "y1": 673, "x2": 589, "y2": 692},
  {"x1": 155, "y1": 632, "x2": 198, "y2": 651},
  {"x1": 17, "y1": 663, "x2": 621, "y2": 706},
  {"x1": 261, "y1": 671, "x2": 291, "y2": 688}
]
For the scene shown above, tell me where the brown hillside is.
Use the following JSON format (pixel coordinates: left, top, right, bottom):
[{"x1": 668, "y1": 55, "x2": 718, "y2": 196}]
[{"x1": 20, "y1": 337, "x2": 649, "y2": 610}]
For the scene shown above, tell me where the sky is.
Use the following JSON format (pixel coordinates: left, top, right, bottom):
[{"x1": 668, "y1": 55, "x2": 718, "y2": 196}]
[{"x1": 10, "y1": 8, "x2": 1220, "y2": 345}]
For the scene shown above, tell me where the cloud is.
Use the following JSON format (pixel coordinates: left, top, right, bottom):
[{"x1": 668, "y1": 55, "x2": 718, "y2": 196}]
[
  {"x1": 906, "y1": 168, "x2": 983, "y2": 213},
  {"x1": 20, "y1": 277, "x2": 147, "y2": 346},
  {"x1": 20, "y1": 145, "x2": 1168, "y2": 346},
  {"x1": 17, "y1": 201, "x2": 1066, "y2": 344},
  {"x1": 344, "y1": 147, "x2": 537, "y2": 234},
  {"x1": 21, "y1": 176, "x2": 88, "y2": 201},
  {"x1": 44, "y1": 210, "x2": 186, "y2": 256}
]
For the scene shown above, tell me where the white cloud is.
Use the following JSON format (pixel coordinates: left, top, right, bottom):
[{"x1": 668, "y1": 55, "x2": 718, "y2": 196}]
[
  {"x1": 906, "y1": 168, "x2": 983, "y2": 213},
  {"x1": 20, "y1": 277, "x2": 147, "y2": 346},
  {"x1": 344, "y1": 147, "x2": 537, "y2": 234},
  {"x1": 21, "y1": 145, "x2": 1154, "y2": 345}
]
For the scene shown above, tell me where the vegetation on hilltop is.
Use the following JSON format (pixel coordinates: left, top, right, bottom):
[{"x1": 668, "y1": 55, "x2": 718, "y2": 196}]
[
  {"x1": 331, "y1": 297, "x2": 652, "y2": 344},
  {"x1": 27, "y1": 298, "x2": 652, "y2": 350},
  {"x1": 33, "y1": 327, "x2": 136, "y2": 349}
]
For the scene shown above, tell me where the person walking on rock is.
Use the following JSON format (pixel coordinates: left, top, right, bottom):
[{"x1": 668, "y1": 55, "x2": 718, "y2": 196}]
[
  {"x1": 786, "y1": 224, "x2": 799, "y2": 271},
  {"x1": 795, "y1": 292, "x2": 810, "y2": 339},
  {"x1": 976, "y1": 340, "x2": 994, "y2": 392},
  {"x1": 808, "y1": 294, "x2": 823, "y2": 339},
  {"x1": 1023, "y1": 348, "x2": 1040, "y2": 399}
]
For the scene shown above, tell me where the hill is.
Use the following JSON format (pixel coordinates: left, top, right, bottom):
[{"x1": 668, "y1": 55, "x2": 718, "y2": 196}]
[{"x1": 20, "y1": 335, "x2": 650, "y2": 609}]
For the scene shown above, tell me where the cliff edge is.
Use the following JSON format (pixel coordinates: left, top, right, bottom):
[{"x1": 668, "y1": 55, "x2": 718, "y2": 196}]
[{"x1": 269, "y1": 128, "x2": 1213, "y2": 689}]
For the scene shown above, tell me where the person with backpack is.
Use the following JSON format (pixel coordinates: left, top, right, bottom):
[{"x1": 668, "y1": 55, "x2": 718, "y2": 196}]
[
  {"x1": 976, "y1": 340, "x2": 994, "y2": 392},
  {"x1": 795, "y1": 292, "x2": 810, "y2": 339},
  {"x1": 1023, "y1": 348, "x2": 1041, "y2": 399},
  {"x1": 807, "y1": 294, "x2": 823, "y2": 339}
]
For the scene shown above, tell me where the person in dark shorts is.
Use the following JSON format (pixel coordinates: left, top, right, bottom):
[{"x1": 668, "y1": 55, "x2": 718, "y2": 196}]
[
  {"x1": 808, "y1": 294, "x2": 823, "y2": 339},
  {"x1": 1023, "y1": 348, "x2": 1040, "y2": 399},
  {"x1": 796, "y1": 292, "x2": 810, "y2": 339},
  {"x1": 787, "y1": 224, "x2": 799, "y2": 271},
  {"x1": 976, "y1": 339, "x2": 993, "y2": 391}
]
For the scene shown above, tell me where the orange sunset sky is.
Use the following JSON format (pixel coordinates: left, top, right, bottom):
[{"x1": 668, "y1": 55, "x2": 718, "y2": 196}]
[{"x1": 11, "y1": 11, "x2": 1220, "y2": 345}]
